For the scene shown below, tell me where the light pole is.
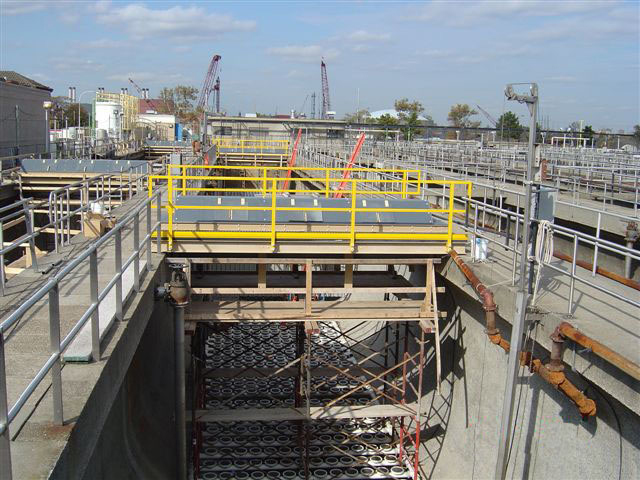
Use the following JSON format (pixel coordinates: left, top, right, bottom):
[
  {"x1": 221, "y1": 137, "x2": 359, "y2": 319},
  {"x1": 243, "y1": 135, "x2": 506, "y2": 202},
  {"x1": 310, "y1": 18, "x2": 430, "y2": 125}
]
[
  {"x1": 76, "y1": 90, "x2": 94, "y2": 129},
  {"x1": 495, "y1": 82, "x2": 538, "y2": 480},
  {"x1": 43, "y1": 100, "x2": 53, "y2": 156}
]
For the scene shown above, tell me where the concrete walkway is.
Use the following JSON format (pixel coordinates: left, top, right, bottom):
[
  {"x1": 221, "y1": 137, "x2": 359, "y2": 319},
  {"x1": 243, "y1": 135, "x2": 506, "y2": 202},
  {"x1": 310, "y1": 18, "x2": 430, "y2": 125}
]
[{"x1": 1, "y1": 193, "x2": 155, "y2": 449}]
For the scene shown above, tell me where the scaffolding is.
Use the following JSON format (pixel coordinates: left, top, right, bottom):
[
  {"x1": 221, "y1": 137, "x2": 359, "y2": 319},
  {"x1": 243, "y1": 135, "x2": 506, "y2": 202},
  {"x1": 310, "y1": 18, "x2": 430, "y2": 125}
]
[{"x1": 185, "y1": 256, "x2": 443, "y2": 479}]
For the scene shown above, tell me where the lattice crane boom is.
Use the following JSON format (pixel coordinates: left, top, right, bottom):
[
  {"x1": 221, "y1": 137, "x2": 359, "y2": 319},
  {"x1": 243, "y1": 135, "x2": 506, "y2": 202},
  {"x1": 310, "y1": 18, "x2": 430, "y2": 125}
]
[
  {"x1": 214, "y1": 77, "x2": 221, "y2": 114},
  {"x1": 321, "y1": 59, "x2": 331, "y2": 119},
  {"x1": 128, "y1": 77, "x2": 158, "y2": 112},
  {"x1": 476, "y1": 104, "x2": 498, "y2": 127},
  {"x1": 197, "y1": 54, "x2": 221, "y2": 110}
]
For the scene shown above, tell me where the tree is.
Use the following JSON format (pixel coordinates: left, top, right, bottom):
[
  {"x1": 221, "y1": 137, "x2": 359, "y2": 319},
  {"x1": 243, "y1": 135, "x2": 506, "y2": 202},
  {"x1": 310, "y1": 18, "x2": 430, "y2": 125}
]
[
  {"x1": 158, "y1": 85, "x2": 199, "y2": 121},
  {"x1": 343, "y1": 109, "x2": 370, "y2": 123},
  {"x1": 568, "y1": 121, "x2": 581, "y2": 132},
  {"x1": 48, "y1": 96, "x2": 89, "y2": 128},
  {"x1": 633, "y1": 125, "x2": 640, "y2": 145},
  {"x1": 376, "y1": 113, "x2": 398, "y2": 139},
  {"x1": 447, "y1": 104, "x2": 480, "y2": 128},
  {"x1": 495, "y1": 111, "x2": 523, "y2": 140},
  {"x1": 582, "y1": 125, "x2": 595, "y2": 140},
  {"x1": 394, "y1": 98, "x2": 425, "y2": 140}
]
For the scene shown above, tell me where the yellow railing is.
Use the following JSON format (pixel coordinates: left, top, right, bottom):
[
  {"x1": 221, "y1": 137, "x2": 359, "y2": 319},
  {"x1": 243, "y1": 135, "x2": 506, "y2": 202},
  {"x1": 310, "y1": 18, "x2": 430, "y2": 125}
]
[
  {"x1": 149, "y1": 165, "x2": 471, "y2": 251},
  {"x1": 213, "y1": 137, "x2": 290, "y2": 156}
]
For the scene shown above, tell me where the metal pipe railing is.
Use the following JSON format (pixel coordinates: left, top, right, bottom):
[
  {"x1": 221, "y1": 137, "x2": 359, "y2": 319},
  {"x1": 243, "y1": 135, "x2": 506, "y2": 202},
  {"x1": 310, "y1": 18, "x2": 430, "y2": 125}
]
[{"x1": 0, "y1": 190, "x2": 162, "y2": 480}]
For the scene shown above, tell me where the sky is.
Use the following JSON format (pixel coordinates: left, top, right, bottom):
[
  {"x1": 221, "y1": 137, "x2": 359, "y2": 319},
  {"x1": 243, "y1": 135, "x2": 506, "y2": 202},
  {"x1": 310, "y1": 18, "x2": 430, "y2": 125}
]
[{"x1": 1, "y1": 0, "x2": 638, "y2": 131}]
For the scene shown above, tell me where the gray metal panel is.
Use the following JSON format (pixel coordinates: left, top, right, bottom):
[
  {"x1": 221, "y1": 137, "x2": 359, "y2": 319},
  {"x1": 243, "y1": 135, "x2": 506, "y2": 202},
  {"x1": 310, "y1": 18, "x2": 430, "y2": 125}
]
[
  {"x1": 321, "y1": 198, "x2": 351, "y2": 224},
  {"x1": 20, "y1": 158, "x2": 149, "y2": 174},
  {"x1": 170, "y1": 195, "x2": 436, "y2": 226},
  {"x1": 536, "y1": 187, "x2": 556, "y2": 222},
  {"x1": 247, "y1": 197, "x2": 270, "y2": 223},
  {"x1": 276, "y1": 197, "x2": 305, "y2": 223},
  {"x1": 355, "y1": 198, "x2": 378, "y2": 224},
  {"x1": 365, "y1": 199, "x2": 395, "y2": 224},
  {"x1": 388, "y1": 199, "x2": 433, "y2": 225}
]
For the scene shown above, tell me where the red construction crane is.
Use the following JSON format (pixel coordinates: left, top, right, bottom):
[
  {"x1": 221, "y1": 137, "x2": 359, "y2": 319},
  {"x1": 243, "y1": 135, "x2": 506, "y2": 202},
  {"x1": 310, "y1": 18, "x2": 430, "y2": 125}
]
[
  {"x1": 128, "y1": 77, "x2": 159, "y2": 112},
  {"x1": 197, "y1": 54, "x2": 221, "y2": 110},
  {"x1": 321, "y1": 59, "x2": 331, "y2": 119}
]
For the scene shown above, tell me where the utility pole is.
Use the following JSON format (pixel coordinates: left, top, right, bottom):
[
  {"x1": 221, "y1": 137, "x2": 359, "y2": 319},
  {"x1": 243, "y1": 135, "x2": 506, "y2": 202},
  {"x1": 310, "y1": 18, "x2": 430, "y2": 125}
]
[
  {"x1": 15, "y1": 106, "x2": 19, "y2": 156},
  {"x1": 495, "y1": 82, "x2": 538, "y2": 480}
]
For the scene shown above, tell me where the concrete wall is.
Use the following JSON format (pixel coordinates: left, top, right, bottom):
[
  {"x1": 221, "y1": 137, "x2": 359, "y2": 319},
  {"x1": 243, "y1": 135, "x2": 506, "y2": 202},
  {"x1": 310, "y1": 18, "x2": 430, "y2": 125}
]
[
  {"x1": 0, "y1": 82, "x2": 50, "y2": 157},
  {"x1": 339, "y1": 267, "x2": 639, "y2": 478},
  {"x1": 420, "y1": 283, "x2": 639, "y2": 479},
  {"x1": 77, "y1": 301, "x2": 176, "y2": 479}
]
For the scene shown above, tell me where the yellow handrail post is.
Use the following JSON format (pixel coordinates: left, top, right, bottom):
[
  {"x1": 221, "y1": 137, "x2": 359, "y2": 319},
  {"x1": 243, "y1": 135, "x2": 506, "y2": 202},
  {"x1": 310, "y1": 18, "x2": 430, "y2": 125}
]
[
  {"x1": 181, "y1": 165, "x2": 186, "y2": 196},
  {"x1": 350, "y1": 180, "x2": 357, "y2": 251},
  {"x1": 262, "y1": 167, "x2": 267, "y2": 197},
  {"x1": 402, "y1": 171, "x2": 407, "y2": 199},
  {"x1": 168, "y1": 174, "x2": 174, "y2": 250},
  {"x1": 270, "y1": 179, "x2": 277, "y2": 250},
  {"x1": 325, "y1": 169, "x2": 330, "y2": 198},
  {"x1": 447, "y1": 183, "x2": 454, "y2": 248}
]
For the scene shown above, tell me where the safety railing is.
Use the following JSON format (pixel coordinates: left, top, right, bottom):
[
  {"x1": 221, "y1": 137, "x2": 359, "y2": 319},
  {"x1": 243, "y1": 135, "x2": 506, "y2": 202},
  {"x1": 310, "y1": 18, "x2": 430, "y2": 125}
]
[
  {"x1": 297, "y1": 142, "x2": 640, "y2": 315},
  {"x1": 148, "y1": 164, "x2": 471, "y2": 251},
  {"x1": 213, "y1": 137, "x2": 290, "y2": 156},
  {"x1": 47, "y1": 162, "x2": 151, "y2": 252},
  {"x1": 0, "y1": 190, "x2": 162, "y2": 480},
  {"x1": 0, "y1": 199, "x2": 39, "y2": 296}
]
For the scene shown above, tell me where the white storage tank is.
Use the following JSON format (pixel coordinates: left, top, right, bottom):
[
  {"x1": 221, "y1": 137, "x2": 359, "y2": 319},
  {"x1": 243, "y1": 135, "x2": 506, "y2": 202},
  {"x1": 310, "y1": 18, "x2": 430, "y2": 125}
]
[{"x1": 95, "y1": 101, "x2": 122, "y2": 139}]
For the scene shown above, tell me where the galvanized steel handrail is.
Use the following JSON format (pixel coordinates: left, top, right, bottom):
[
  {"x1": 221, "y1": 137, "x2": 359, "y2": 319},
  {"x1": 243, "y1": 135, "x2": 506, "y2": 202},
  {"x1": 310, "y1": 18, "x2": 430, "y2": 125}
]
[
  {"x1": 47, "y1": 161, "x2": 152, "y2": 252},
  {"x1": 0, "y1": 189, "x2": 162, "y2": 479},
  {"x1": 297, "y1": 141, "x2": 640, "y2": 314}
]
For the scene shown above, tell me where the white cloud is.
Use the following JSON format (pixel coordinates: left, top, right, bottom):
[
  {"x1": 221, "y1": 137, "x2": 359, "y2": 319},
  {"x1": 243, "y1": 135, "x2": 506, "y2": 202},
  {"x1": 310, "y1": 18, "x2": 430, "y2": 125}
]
[
  {"x1": 346, "y1": 30, "x2": 391, "y2": 43},
  {"x1": 79, "y1": 38, "x2": 128, "y2": 49},
  {"x1": 50, "y1": 57, "x2": 105, "y2": 72},
  {"x1": 406, "y1": 0, "x2": 614, "y2": 27},
  {"x1": 545, "y1": 76, "x2": 578, "y2": 83},
  {"x1": 1, "y1": 0, "x2": 49, "y2": 15},
  {"x1": 27, "y1": 72, "x2": 50, "y2": 82},
  {"x1": 96, "y1": 4, "x2": 256, "y2": 41},
  {"x1": 521, "y1": 10, "x2": 638, "y2": 42},
  {"x1": 107, "y1": 72, "x2": 187, "y2": 84},
  {"x1": 417, "y1": 49, "x2": 452, "y2": 58},
  {"x1": 267, "y1": 45, "x2": 339, "y2": 63},
  {"x1": 285, "y1": 69, "x2": 311, "y2": 79}
]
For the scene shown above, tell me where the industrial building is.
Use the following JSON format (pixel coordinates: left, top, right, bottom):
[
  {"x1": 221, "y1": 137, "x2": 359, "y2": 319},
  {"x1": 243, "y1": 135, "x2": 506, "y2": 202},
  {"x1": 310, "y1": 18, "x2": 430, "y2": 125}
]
[{"x1": 0, "y1": 71, "x2": 52, "y2": 158}]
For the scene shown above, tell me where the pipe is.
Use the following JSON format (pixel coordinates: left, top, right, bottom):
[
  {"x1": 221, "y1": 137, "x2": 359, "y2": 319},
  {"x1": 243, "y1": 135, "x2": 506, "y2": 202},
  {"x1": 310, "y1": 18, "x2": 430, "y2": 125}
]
[
  {"x1": 519, "y1": 353, "x2": 596, "y2": 418},
  {"x1": 169, "y1": 267, "x2": 189, "y2": 479},
  {"x1": 448, "y1": 250, "x2": 596, "y2": 418},
  {"x1": 557, "y1": 322, "x2": 640, "y2": 381},
  {"x1": 552, "y1": 251, "x2": 640, "y2": 291},
  {"x1": 449, "y1": 249, "x2": 509, "y2": 351}
]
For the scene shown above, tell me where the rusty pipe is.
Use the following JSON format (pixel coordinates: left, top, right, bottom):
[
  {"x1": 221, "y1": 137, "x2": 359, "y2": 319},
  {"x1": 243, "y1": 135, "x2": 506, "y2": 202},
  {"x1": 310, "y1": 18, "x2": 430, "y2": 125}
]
[
  {"x1": 556, "y1": 322, "x2": 640, "y2": 381},
  {"x1": 448, "y1": 250, "x2": 596, "y2": 417},
  {"x1": 449, "y1": 249, "x2": 509, "y2": 351},
  {"x1": 520, "y1": 354, "x2": 596, "y2": 418}
]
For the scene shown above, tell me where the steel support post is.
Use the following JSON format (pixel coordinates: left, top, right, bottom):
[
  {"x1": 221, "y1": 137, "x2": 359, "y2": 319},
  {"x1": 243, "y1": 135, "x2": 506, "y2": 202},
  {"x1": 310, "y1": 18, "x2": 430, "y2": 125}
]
[
  {"x1": 0, "y1": 332, "x2": 12, "y2": 480},
  {"x1": 169, "y1": 268, "x2": 189, "y2": 480},
  {"x1": 496, "y1": 83, "x2": 538, "y2": 479}
]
